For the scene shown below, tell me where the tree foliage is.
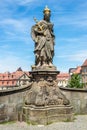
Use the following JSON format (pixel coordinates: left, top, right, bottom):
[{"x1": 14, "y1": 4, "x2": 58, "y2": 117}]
[{"x1": 68, "y1": 74, "x2": 83, "y2": 88}]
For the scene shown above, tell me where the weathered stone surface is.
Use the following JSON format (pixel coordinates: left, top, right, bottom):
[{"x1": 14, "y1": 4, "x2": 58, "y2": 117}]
[
  {"x1": 25, "y1": 71, "x2": 70, "y2": 106},
  {"x1": 23, "y1": 70, "x2": 74, "y2": 124},
  {"x1": 60, "y1": 87, "x2": 87, "y2": 114},
  {"x1": 31, "y1": 64, "x2": 57, "y2": 71},
  {"x1": 0, "y1": 103, "x2": 8, "y2": 122},
  {"x1": 22, "y1": 105, "x2": 74, "y2": 125},
  {"x1": 0, "y1": 89, "x2": 29, "y2": 122}
]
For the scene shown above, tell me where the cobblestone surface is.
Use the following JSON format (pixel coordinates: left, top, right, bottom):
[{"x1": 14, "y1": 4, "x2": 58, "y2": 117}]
[{"x1": 0, "y1": 115, "x2": 87, "y2": 130}]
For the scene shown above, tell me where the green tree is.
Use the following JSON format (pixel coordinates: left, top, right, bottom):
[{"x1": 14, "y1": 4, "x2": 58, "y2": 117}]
[{"x1": 68, "y1": 74, "x2": 83, "y2": 88}]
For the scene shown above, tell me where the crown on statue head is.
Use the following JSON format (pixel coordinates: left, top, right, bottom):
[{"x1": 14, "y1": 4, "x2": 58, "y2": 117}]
[{"x1": 43, "y1": 6, "x2": 51, "y2": 14}]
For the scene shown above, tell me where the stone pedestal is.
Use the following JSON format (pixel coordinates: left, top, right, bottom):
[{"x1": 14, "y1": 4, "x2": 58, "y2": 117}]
[
  {"x1": 22, "y1": 105, "x2": 73, "y2": 125},
  {"x1": 22, "y1": 69, "x2": 74, "y2": 124}
]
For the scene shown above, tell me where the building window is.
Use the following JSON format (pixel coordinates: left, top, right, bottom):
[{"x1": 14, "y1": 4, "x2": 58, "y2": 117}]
[
  {"x1": 3, "y1": 76, "x2": 5, "y2": 78},
  {"x1": 83, "y1": 68, "x2": 87, "y2": 73},
  {"x1": 7, "y1": 81, "x2": 9, "y2": 84},
  {"x1": 12, "y1": 81, "x2": 14, "y2": 84},
  {"x1": 2, "y1": 81, "x2": 4, "y2": 84}
]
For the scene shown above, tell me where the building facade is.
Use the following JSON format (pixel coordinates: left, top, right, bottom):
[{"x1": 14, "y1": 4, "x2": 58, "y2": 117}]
[
  {"x1": 0, "y1": 68, "x2": 30, "y2": 89},
  {"x1": 57, "y1": 73, "x2": 70, "y2": 87},
  {"x1": 81, "y1": 59, "x2": 87, "y2": 88}
]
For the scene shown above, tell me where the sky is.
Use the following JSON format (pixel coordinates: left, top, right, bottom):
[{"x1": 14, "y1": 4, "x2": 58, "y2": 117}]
[{"x1": 0, "y1": 0, "x2": 87, "y2": 73}]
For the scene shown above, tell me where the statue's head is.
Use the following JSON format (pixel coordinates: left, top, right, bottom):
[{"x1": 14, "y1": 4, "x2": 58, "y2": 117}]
[{"x1": 43, "y1": 6, "x2": 51, "y2": 22}]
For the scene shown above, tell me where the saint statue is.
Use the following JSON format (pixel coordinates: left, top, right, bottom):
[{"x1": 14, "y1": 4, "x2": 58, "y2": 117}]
[{"x1": 31, "y1": 6, "x2": 55, "y2": 67}]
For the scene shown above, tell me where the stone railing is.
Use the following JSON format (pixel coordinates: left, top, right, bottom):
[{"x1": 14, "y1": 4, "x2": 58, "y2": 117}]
[
  {"x1": 59, "y1": 86, "x2": 87, "y2": 114},
  {"x1": 0, "y1": 84, "x2": 31, "y2": 96},
  {"x1": 0, "y1": 84, "x2": 31, "y2": 122}
]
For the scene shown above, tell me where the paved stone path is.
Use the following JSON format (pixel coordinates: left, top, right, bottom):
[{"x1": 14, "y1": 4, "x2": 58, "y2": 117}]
[{"x1": 0, "y1": 115, "x2": 87, "y2": 130}]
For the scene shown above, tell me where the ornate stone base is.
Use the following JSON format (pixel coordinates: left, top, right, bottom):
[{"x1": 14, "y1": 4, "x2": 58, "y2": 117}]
[
  {"x1": 22, "y1": 105, "x2": 74, "y2": 125},
  {"x1": 24, "y1": 70, "x2": 70, "y2": 106},
  {"x1": 22, "y1": 69, "x2": 74, "y2": 124}
]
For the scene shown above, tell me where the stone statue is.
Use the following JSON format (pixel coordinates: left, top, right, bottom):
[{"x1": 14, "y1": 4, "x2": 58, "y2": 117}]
[
  {"x1": 23, "y1": 7, "x2": 73, "y2": 125},
  {"x1": 24, "y1": 6, "x2": 70, "y2": 106},
  {"x1": 31, "y1": 6, "x2": 55, "y2": 67}
]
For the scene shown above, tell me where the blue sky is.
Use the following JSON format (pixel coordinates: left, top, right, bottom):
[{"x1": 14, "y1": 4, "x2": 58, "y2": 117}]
[{"x1": 0, "y1": 0, "x2": 87, "y2": 72}]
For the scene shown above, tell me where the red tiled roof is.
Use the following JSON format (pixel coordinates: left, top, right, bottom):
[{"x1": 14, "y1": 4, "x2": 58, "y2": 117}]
[
  {"x1": 0, "y1": 69, "x2": 30, "y2": 87},
  {"x1": 73, "y1": 66, "x2": 81, "y2": 74},
  {"x1": 82, "y1": 59, "x2": 87, "y2": 67},
  {"x1": 57, "y1": 73, "x2": 70, "y2": 80}
]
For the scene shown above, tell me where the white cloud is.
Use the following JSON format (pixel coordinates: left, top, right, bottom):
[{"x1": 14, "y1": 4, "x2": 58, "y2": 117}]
[
  {"x1": 57, "y1": 50, "x2": 87, "y2": 62},
  {"x1": 58, "y1": 35, "x2": 87, "y2": 45},
  {"x1": 0, "y1": 18, "x2": 32, "y2": 32},
  {"x1": 0, "y1": 17, "x2": 33, "y2": 45},
  {"x1": 77, "y1": 1, "x2": 87, "y2": 9},
  {"x1": 18, "y1": 0, "x2": 36, "y2": 5},
  {"x1": 53, "y1": 5, "x2": 87, "y2": 30},
  {"x1": 0, "y1": 44, "x2": 10, "y2": 49},
  {"x1": 0, "y1": 0, "x2": 35, "y2": 6},
  {"x1": 56, "y1": 14, "x2": 87, "y2": 28},
  {"x1": 0, "y1": 55, "x2": 33, "y2": 72}
]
